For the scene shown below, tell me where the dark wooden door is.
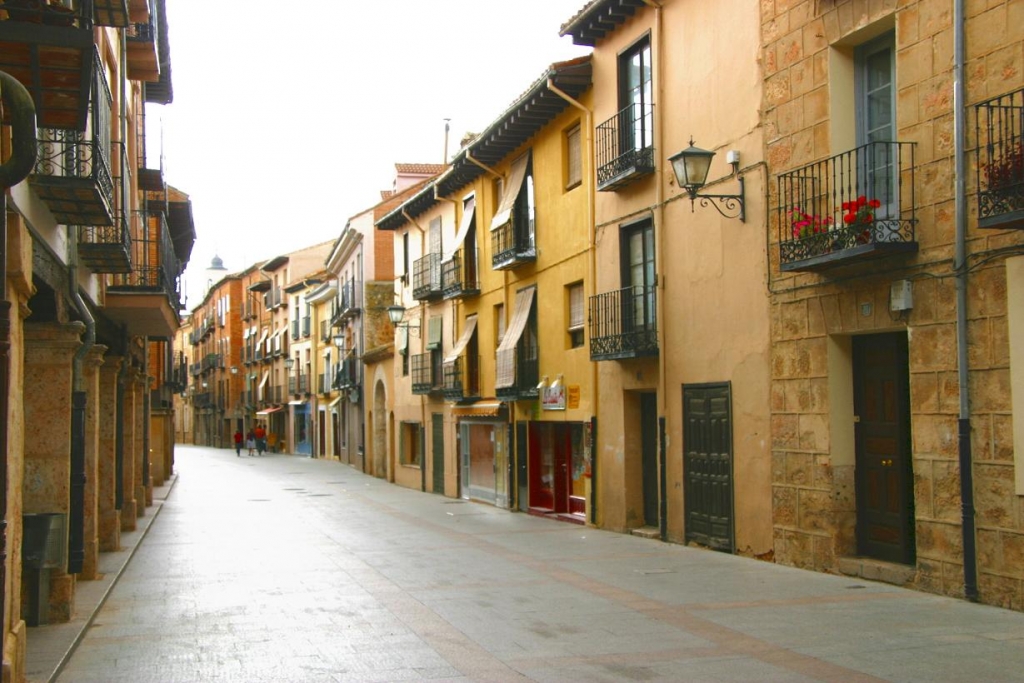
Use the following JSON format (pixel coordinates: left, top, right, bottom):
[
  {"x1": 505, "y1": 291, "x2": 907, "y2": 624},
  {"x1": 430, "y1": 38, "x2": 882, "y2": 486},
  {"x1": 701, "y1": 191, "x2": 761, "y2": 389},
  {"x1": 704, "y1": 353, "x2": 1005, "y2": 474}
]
[
  {"x1": 517, "y1": 422, "x2": 529, "y2": 512},
  {"x1": 431, "y1": 413, "x2": 444, "y2": 494},
  {"x1": 640, "y1": 393, "x2": 658, "y2": 526},
  {"x1": 683, "y1": 383, "x2": 734, "y2": 551},
  {"x1": 854, "y1": 333, "x2": 914, "y2": 564}
]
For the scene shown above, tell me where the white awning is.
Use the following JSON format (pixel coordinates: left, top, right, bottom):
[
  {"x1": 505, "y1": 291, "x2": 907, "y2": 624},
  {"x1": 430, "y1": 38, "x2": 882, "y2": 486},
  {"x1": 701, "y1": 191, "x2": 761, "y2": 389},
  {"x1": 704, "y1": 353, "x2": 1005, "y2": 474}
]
[
  {"x1": 496, "y1": 288, "x2": 535, "y2": 388},
  {"x1": 397, "y1": 326, "x2": 408, "y2": 354},
  {"x1": 490, "y1": 154, "x2": 529, "y2": 231},
  {"x1": 426, "y1": 317, "x2": 442, "y2": 351},
  {"x1": 443, "y1": 197, "x2": 476, "y2": 262},
  {"x1": 258, "y1": 371, "x2": 270, "y2": 390},
  {"x1": 288, "y1": 400, "x2": 306, "y2": 406},
  {"x1": 256, "y1": 329, "x2": 269, "y2": 347},
  {"x1": 328, "y1": 396, "x2": 342, "y2": 408},
  {"x1": 444, "y1": 315, "x2": 478, "y2": 364}
]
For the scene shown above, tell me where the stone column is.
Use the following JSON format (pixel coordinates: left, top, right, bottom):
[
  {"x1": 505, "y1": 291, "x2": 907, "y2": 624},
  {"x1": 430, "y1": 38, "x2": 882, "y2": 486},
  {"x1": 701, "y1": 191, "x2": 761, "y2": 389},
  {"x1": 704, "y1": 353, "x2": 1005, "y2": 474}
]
[
  {"x1": 23, "y1": 321, "x2": 85, "y2": 624},
  {"x1": 97, "y1": 354, "x2": 122, "y2": 551},
  {"x1": 79, "y1": 344, "x2": 107, "y2": 580},
  {"x1": 134, "y1": 371, "x2": 148, "y2": 516},
  {"x1": 120, "y1": 365, "x2": 138, "y2": 530}
]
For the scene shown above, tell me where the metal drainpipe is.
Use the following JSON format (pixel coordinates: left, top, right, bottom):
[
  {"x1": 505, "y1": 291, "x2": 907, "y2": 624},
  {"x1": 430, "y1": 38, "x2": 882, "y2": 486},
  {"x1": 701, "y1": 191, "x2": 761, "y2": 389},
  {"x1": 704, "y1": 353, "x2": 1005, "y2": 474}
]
[
  {"x1": 0, "y1": 69, "x2": 37, "y2": 669},
  {"x1": 68, "y1": 229, "x2": 96, "y2": 575},
  {"x1": 952, "y1": 0, "x2": 978, "y2": 602},
  {"x1": 545, "y1": 78, "x2": 599, "y2": 526}
]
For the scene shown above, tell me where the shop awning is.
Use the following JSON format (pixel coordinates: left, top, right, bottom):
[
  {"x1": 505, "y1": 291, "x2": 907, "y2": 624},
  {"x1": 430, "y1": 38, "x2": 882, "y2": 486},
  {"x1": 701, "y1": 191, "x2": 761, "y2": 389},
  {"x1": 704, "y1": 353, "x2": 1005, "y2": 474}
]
[
  {"x1": 490, "y1": 153, "x2": 529, "y2": 231},
  {"x1": 444, "y1": 315, "x2": 478, "y2": 364},
  {"x1": 256, "y1": 405, "x2": 283, "y2": 415},
  {"x1": 496, "y1": 287, "x2": 535, "y2": 388},
  {"x1": 443, "y1": 197, "x2": 476, "y2": 262},
  {"x1": 451, "y1": 400, "x2": 505, "y2": 417}
]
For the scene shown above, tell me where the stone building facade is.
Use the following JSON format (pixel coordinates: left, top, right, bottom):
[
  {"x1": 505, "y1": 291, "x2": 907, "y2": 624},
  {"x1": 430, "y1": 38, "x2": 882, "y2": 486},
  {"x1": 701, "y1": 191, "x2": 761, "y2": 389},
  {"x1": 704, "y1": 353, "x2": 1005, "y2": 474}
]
[{"x1": 761, "y1": 0, "x2": 1024, "y2": 608}]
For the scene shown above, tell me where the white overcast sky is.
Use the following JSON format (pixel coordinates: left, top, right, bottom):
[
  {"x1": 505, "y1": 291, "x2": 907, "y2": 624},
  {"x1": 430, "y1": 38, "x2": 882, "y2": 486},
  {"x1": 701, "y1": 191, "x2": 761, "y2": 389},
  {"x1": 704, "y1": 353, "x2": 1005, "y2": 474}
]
[{"x1": 158, "y1": 0, "x2": 591, "y2": 310}]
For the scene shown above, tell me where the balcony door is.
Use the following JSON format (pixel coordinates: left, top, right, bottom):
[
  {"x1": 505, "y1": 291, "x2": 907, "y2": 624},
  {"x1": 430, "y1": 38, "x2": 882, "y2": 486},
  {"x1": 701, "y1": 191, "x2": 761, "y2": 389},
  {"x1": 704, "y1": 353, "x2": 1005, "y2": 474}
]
[
  {"x1": 619, "y1": 36, "x2": 653, "y2": 160},
  {"x1": 621, "y1": 219, "x2": 656, "y2": 338},
  {"x1": 856, "y1": 32, "x2": 898, "y2": 227}
]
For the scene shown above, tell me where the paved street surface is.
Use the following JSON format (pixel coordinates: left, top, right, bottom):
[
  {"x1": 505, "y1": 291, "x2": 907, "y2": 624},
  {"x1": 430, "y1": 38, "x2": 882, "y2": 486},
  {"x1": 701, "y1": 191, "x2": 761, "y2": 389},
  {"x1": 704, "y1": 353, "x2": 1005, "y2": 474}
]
[{"x1": 37, "y1": 445, "x2": 1024, "y2": 682}]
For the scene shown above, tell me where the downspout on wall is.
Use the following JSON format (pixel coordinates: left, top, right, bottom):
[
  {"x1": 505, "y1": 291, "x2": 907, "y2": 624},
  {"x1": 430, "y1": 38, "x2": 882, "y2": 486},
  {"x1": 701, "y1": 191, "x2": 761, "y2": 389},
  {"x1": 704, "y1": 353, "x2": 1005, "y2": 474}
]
[{"x1": 952, "y1": 0, "x2": 978, "y2": 602}]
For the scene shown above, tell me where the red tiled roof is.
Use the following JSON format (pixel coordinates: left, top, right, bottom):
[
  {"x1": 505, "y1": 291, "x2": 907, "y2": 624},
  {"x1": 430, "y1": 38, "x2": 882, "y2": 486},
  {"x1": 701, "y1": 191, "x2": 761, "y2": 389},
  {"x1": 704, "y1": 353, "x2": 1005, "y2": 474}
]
[{"x1": 394, "y1": 163, "x2": 446, "y2": 175}]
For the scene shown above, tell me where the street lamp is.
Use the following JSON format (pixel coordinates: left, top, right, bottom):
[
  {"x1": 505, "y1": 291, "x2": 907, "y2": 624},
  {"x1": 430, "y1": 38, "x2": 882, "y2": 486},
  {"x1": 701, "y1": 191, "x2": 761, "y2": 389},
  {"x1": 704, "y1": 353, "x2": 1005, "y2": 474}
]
[
  {"x1": 387, "y1": 303, "x2": 420, "y2": 336},
  {"x1": 333, "y1": 332, "x2": 345, "y2": 349},
  {"x1": 668, "y1": 138, "x2": 746, "y2": 222}
]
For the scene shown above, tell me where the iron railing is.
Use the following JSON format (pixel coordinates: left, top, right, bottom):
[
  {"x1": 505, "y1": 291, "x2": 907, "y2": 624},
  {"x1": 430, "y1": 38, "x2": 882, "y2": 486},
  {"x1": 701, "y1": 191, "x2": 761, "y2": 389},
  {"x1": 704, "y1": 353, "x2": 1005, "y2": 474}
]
[
  {"x1": 411, "y1": 353, "x2": 435, "y2": 394},
  {"x1": 413, "y1": 253, "x2": 443, "y2": 300},
  {"x1": 442, "y1": 249, "x2": 479, "y2": 299},
  {"x1": 495, "y1": 345, "x2": 539, "y2": 401},
  {"x1": 109, "y1": 208, "x2": 182, "y2": 311},
  {"x1": 596, "y1": 103, "x2": 655, "y2": 190},
  {"x1": 0, "y1": 0, "x2": 94, "y2": 28},
  {"x1": 491, "y1": 218, "x2": 535, "y2": 270},
  {"x1": 777, "y1": 141, "x2": 917, "y2": 270},
  {"x1": 338, "y1": 277, "x2": 361, "y2": 318},
  {"x1": 976, "y1": 87, "x2": 1024, "y2": 229},
  {"x1": 442, "y1": 355, "x2": 480, "y2": 402},
  {"x1": 589, "y1": 285, "x2": 658, "y2": 361}
]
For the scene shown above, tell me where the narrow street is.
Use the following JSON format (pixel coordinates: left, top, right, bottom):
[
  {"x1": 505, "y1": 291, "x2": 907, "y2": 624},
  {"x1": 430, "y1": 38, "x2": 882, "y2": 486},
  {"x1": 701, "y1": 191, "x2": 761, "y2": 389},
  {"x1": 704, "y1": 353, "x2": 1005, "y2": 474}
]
[{"x1": 44, "y1": 445, "x2": 1024, "y2": 683}]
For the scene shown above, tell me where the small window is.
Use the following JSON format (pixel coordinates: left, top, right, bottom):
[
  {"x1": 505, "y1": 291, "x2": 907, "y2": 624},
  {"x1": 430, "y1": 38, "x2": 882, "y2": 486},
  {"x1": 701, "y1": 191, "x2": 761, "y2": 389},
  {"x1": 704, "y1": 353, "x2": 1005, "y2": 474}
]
[
  {"x1": 495, "y1": 303, "x2": 506, "y2": 349},
  {"x1": 400, "y1": 422, "x2": 421, "y2": 466},
  {"x1": 568, "y1": 282, "x2": 584, "y2": 348},
  {"x1": 566, "y1": 123, "x2": 582, "y2": 189}
]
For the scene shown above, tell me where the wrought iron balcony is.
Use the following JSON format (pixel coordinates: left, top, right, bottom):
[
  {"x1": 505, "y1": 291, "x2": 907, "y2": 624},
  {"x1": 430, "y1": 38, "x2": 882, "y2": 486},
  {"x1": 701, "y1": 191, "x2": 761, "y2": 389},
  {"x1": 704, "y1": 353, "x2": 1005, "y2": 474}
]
[
  {"x1": 495, "y1": 345, "x2": 539, "y2": 401},
  {"x1": 596, "y1": 103, "x2": 655, "y2": 191},
  {"x1": 92, "y1": 0, "x2": 128, "y2": 27},
  {"x1": 491, "y1": 218, "x2": 535, "y2": 270},
  {"x1": 124, "y1": 0, "x2": 158, "y2": 82},
  {"x1": 77, "y1": 146, "x2": 131, "y2": 273},
  {"x1": 442, "y1": 250, "x2": 479, "y2": 300},
  {"x1": 0, "y1": 0, "x2": 95, "y2": 130},
  {"x1": 589, "y1": 285, "x2": 658, "y2": 361},
  {"x1": 412, "y1": 253, "x2": 443, "y2": 301},
  {"x1": 28, "y1": 51, "x2": 113, "y2": 226},
  {"x1": 411, "y1": 353, "x2": 437, "y2": 395},
  {"x1": 333, "y1": 357, "x2": 358, "y2": 391},
  {"x1": 777, "y1": 141, "x2": 917, "y2": 272},
  {"x1": 976, "y1": 87, "x2": 1024, "y2": 230},
  {"x1": 103, "y1": 207, "x2": 183, "y2": 337},
  {"x1": 337, "y1": 278, "x2": 361, "y2": 320},
  {"x1": 442, "y1": 355, "x2": 480, "y2": 402}
]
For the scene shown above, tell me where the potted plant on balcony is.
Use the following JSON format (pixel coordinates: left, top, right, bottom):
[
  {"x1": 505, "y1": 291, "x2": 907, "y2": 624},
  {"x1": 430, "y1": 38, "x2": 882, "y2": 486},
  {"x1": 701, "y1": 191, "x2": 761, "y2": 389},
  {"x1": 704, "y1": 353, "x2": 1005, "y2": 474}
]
[
  {"x1": 982, "y1": 141, "x2": 1024, "y2": 223},
  {"x1": 841, "y1": 195, "x2": 881, "y2": 245},
  {"x1": 789, "y1": 207, "x2": 833, "y2": 257}
]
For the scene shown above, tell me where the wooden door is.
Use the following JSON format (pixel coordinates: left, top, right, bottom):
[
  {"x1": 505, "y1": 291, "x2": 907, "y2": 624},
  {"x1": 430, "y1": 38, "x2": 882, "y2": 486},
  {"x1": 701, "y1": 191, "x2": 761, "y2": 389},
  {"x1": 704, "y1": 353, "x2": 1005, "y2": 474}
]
[
  {"x1": 683, "y1": 383, "x2": 734, "y2": 551},
  {"x1": 854, "y1": 333, "x2": 914, "y2": 564},
  {"x1": 640, "y1": 392, "x2": 659, "y2": 526},
  {"x1": 431, "y1": 413, "x2": 444, "y2": 494}
]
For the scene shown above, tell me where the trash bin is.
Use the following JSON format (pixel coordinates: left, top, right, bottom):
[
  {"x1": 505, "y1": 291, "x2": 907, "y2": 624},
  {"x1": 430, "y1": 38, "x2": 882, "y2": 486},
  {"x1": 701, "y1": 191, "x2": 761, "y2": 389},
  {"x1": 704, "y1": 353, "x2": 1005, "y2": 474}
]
[{"x1": 22, "y1": 513, "x2": 65, "y2": 626}]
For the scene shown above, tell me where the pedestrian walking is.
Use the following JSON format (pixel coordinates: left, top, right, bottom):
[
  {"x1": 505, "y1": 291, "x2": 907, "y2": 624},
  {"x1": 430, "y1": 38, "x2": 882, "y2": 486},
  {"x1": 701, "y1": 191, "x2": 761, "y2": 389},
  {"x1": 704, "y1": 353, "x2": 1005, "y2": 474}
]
[
  {"x1": 246, "y1": 428, "x2": 256, "y2": 456},
  {"x1": 254, "y1": 423, "x2": 267, "y2": 456},
  {"x1": 233, "y1": 429, "x2": 243, "y2": 457}
]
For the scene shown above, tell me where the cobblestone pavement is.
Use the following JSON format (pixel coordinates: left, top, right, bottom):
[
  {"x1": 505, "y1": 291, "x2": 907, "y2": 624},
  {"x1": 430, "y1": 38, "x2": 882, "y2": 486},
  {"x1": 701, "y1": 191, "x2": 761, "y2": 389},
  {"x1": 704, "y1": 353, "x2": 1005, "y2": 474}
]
[{"x1": 38, "y1": 445, "x2": 1024, "y2": 682}]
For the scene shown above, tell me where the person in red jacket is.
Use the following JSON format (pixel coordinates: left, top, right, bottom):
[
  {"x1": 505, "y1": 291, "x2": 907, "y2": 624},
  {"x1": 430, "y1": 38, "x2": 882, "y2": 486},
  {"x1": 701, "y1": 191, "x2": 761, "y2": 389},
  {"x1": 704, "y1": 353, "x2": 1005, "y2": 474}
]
[
  {"x1": 254, "y1": 424, "x2": 267, "y2": 456},
  {"x1": 233, "y1": 429, "x2": 243, "y2": 457}
]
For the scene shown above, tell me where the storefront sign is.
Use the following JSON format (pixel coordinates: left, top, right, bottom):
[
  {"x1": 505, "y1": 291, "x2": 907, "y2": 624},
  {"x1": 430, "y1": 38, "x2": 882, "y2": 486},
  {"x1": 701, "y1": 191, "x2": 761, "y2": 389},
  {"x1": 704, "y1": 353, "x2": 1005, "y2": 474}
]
[
  {"x1": 541, "y1": 384, "x2": 566, "y2": 410},
  {"x1": 567, "y1": 385, "x2": 580, "y2": 409}
]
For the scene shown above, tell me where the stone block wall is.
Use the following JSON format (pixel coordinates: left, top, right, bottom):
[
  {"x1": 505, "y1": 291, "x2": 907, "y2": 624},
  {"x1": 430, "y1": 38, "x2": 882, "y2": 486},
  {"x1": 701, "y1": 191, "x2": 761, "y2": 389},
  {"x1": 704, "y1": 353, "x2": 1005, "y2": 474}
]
[{"x1": 761, "y1": 0, "x2": 1024, "y2": 609}]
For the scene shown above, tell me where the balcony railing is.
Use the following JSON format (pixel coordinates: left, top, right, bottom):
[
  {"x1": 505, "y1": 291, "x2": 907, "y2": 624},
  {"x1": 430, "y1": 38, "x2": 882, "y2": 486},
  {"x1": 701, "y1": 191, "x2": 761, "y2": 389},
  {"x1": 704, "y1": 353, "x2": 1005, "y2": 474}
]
[
  {"x1": 589, "y1": 285, "x2": 658, "y2": 361},
  {"x1": 495, "y1": 345, "x2": 539, "y2": 401},
  {"x1": 411, "y1": 353, "x2": 436, "y2": 395},
  {"x1": 338, "y1": 278, "x2": 361, "y2": 319},
  {"x1": 334, "y1": 357, "x2": 358, "y2": 391},
  {"x1": 413, "y1": 253, "x2": 443, "y2": 301},
  {"x1": 442, "y1": 355, "x2": 480, "y2": 402},
  {"x1": 108, "y1": 208, "x2": 182, "y2": 312},
  {"x1": 491, "y1": 218, "x2": 535, "y2": 270},
  {"x1": 442, "y1": 250, "x2": 479, "y2": 300},
  {"x1": 976, "y1": 87, "x2": 1024, "y2": 230},
  {"x1": 28, "y1": 50, "x2": 113, "y2": 227},
  {"x1": 78, "y1": 144, "x2": 131, "y2": 273},
  {"x1": 596, "y1": 103, "x2": 655, "y2": 191},
  {"x1": 777, "y1": 141, "x2": 918, "y2": 273}
]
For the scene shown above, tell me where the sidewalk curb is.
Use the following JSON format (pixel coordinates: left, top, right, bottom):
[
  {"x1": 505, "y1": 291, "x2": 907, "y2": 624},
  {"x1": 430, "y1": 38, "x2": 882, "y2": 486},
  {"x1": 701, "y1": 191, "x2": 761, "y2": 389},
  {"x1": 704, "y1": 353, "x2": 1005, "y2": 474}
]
[{"x1": 26, "y1": 473, "x2": 178, "y2": 683}]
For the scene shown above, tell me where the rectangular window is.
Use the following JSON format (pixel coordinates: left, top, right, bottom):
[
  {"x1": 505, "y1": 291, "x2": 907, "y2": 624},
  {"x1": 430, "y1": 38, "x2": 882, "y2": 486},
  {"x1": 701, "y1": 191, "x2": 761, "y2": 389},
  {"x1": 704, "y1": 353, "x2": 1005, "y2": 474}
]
[
  {"x1": 568, "y1": 282, "x2": 584, "y2": 348},
  {"x1": 402, "y1": 232, "x2": 410, "y2": 284},
  {"x1": 855, "y1": 31, "x2": 897, "y2": 216},
  {"x1": 566, "y1": 123, "x2": 581, "y2": 189},
  {"x1": 400, "y1": 421, "x2": 421, "y2": 466}
]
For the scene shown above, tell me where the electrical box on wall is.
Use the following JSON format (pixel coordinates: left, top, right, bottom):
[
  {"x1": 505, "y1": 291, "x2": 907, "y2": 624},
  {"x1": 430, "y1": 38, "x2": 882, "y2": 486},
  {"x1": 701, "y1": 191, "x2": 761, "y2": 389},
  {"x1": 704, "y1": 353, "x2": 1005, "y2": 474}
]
[{"x1": 890, "y1": 280, "x2": 913, "y2": 311}]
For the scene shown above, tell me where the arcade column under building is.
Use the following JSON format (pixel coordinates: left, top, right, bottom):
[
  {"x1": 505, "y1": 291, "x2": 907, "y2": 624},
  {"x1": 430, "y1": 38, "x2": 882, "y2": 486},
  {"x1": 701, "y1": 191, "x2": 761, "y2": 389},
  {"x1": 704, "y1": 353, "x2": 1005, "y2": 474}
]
[{"x1": 97, "y1": 354, "x2": 122, "y2": 552}]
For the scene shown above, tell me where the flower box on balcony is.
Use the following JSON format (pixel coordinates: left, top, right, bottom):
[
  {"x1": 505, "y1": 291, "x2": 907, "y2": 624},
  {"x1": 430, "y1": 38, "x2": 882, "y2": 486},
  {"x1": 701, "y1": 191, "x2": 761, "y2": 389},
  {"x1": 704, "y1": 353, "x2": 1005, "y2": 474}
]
[{"x1": 978, "y1": 142, "x2": 1024, "y2": 230}]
